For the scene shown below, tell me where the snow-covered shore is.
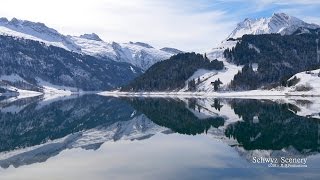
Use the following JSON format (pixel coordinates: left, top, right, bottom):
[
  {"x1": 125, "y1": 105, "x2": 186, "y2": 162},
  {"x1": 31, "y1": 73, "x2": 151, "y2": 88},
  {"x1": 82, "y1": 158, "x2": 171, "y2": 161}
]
[
  {"x1": 99, "y1": 68, "x2": 320, "y2": 98},
  {"x1": 98, "y1": 89, "x2": 320, "y2": 98},
  {"x1": 2, "y1": 87, "x2": 319, "y2": 101}
]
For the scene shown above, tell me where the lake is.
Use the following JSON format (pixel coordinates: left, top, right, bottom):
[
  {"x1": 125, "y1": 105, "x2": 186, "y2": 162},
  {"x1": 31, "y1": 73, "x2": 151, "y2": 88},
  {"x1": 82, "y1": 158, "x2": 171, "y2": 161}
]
[{"x1": 0, "y1": 95, "x2": 319, "y2": 180}]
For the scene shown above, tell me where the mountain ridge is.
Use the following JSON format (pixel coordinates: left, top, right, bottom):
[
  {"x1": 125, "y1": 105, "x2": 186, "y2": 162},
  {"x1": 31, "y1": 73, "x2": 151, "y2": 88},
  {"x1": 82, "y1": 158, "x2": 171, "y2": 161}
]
[
  {"x1": 227, "y1": 12, "x2": 320, "y2": 40},
  {"x1": 0, "y1": 17, "x2": 182, "y2": 70}
]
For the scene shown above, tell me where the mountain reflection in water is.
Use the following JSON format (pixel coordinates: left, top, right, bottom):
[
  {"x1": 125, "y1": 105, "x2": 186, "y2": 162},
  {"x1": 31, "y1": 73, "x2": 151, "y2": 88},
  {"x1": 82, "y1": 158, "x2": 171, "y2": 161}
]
[{"x1": 0, "y1": 95, "x2": 319, "y2": 176}]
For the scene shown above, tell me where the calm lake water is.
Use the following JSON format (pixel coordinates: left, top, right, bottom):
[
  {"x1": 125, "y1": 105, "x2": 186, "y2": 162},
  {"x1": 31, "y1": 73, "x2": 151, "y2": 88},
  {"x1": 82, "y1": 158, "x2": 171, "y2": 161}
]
[{"x1": 0, "y1": 95, "x2": 319, "y2": 180}]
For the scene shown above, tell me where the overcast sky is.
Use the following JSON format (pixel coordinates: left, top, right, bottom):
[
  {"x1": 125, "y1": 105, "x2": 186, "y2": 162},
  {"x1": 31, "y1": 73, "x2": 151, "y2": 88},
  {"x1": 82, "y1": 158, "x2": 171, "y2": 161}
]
[{"x1": 0, "y1": 0, "x2": 319, "y2": 52}]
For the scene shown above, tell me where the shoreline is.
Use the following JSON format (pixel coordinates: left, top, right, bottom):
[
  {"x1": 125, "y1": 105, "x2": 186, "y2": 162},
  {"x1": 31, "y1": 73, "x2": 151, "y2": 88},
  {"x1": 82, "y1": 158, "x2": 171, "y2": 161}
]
[
  {"x1": 98, "y1": 90, "x2": 320, "y2": 98},
  {"x1": 2, "y1": 90, "x2": 320, "y2": 100}
]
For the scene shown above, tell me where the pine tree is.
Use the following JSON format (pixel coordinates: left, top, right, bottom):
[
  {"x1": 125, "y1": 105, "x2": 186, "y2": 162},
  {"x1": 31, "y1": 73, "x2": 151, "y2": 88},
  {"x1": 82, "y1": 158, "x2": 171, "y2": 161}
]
[
  {"x1": 212, "y1": 78, "x2": 223, "y2": 91},
  {"x1": 188, "y1": 79, "x2": 196, "y2": 91}
]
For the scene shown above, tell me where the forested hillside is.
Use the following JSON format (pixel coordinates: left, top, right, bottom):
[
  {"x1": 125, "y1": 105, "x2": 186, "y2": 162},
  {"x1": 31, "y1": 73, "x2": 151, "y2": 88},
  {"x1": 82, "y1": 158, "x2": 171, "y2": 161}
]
[
  {"x1": 122, "y1": 53, "x2": 224, "y2": 91},
  {"x1": 224, "y1": 29, "x2": 320, "y2": 90}
]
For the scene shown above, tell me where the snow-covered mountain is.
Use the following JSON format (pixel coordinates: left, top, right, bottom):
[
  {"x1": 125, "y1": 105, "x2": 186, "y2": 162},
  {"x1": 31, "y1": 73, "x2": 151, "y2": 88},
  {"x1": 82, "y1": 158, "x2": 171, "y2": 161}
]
[
  {"x1": 187, "y1": 13, "x2": 320, "y2": 92},
  {"x1": 0, "y1": 17, "x2": 180, "y2": 70},
  {"x1": 71, "y1": 37, "x2": 178, "y2": 70},
  {"x1": 0, "y1": 17, "x2": 80, "y2": 52},
  {"x1": 227, "y1": 12, "x2": 320, "y2": 39}
]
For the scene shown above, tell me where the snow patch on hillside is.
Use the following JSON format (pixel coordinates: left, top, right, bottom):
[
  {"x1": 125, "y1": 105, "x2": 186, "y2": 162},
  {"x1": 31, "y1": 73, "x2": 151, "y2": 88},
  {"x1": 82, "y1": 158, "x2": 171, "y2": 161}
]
[
  {"x1": 183, "y1": 40, "x2": 242, "y2": 92},
  {"x1": 36, "y1": 78, "x2": 80, "y2": 95},
  {"x1": 248, "y1": 43, "x2": 260, "y2": 53},
  {"x1": 287, "y1": 69, "x2": 320, "y2": 93}
]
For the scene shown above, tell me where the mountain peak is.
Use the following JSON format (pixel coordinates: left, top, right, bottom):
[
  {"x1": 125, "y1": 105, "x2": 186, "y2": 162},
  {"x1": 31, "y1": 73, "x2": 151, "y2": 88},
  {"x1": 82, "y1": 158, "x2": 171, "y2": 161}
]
[
  {"x1": 0, "y1": 17, "x2": 81, "y2": 52},
  {"x1": 9, "y1": 17, "x2": 21, "y2": 25},
  {"x1": 0, "y1": 17, "x2": 9, "y2": 23},
  {"x1": 5, "y1": 18, "x2": 48, "y2": 29},
  {"x1": 79, "y1": 33, "x2": 103, "y2": 41},
  {"x1": 129, "y1": 41, "x2": 154, "y2": 48},
  {"x1": 270, "y1": 12, "x2": 300, "y2": 25},
  {"x1": 160, "y1": 47, "x2": 184, "y2": 54},
  {"x1": 227, "y1": 13, "x2": 320, "y2": 39},
  {"x1": 272, "y1": 12, "x2": 290, "y2": 19}
]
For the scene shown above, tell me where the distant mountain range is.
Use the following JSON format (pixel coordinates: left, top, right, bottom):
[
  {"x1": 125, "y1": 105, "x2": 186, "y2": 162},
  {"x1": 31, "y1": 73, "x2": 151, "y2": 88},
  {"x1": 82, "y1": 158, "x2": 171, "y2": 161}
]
[
  {"x1": 0, "y1": 17, "x2": 184, "y2": 92},
  {"x1": 0, "y1": 17, "x2": 182, "y2": 70}
]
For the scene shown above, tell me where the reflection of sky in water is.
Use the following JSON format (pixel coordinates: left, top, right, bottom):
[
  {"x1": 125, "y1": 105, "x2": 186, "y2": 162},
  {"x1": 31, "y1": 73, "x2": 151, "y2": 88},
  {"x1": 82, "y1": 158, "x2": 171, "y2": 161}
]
[{"x1": 1, "y1": 133, "x2": 319, "y2": 180}]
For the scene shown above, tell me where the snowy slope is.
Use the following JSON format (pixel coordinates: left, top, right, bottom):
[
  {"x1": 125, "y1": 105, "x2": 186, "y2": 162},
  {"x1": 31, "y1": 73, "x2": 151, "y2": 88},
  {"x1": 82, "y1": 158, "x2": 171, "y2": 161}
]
[
  {"x1": 0, "y1": 74, "x2": 80, "y2": 97},
  {"x1": 71, "y1": 37, "x2": 175, "y2": 70},
  {"x1": 199, "y1": 40, "x2": 242, "y2": 91},
  {"x1": 0, "y1": 17, "x2": 178, "y2": 70},
  {"x1": 118, "y1": 42, "x2": 174, "y2": 70},
  {"x1": 227, "y1": 12, "x2": 319, "y2": 39},
  {"x1": 288, "y1": 69, "x2": 320, "y2": 90},
  {"x1": 180, "y1": 40, "x2": 241, "y2": 92},
  {"x1": 285, "y1": 69, "x2": 320, "y2": 96},
  {"x1": 70, "y1": 36, "x2": 117, "y2": 59}
]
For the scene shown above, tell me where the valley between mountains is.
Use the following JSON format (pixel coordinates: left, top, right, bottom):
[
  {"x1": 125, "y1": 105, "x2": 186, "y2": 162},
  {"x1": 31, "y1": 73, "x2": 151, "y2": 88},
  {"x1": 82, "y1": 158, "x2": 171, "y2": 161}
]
[{"x1": 1, "y1": 12, "x2": 320, "y2": 99}]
